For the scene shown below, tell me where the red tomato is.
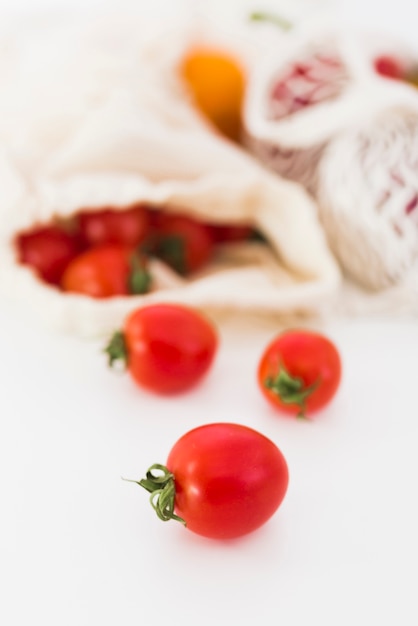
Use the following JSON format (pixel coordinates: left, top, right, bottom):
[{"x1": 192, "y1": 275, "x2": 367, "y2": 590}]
[
  {"x1": 209, "y1": 224, "x2": 254, "y2": 243},
  {"x1": 61, "y1": 244, "x2": 150, "y2": 298},
  {"x1": 150, "y1": 213, "x2": 215, "y2": 274},
  {"x1": 374, "y1": 55, "x2": 405, "y2": 80},
  {"x1": 78, "y1": 205, "x2": 150, "y2": 248},
  {"x1": 131, "y1": 423, "x2": 289, "y2": 539},
  {"x1": 106, "y1": 303, "x2": 217, "y2": 394},
  {"x1": 258, "y1": 329, "x2": 342, "y2": 418},
  {"x1": 16, "y1": 225, "x2": 81, "y2": 285}
]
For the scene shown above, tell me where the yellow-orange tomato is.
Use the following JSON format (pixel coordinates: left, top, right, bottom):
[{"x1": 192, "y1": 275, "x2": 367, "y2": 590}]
[{"x1": 181, "y1": 48, "x2": 245, "y2": 142}]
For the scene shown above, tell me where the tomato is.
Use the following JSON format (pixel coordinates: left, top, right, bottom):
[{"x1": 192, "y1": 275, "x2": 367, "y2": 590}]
[
  {"x1": 16, "y1": 225, "x2": 81, "y2": 285},
  {"x1": 61, "y1": 244, "x2": 151, "y2": 298},
  {"x1": 181, "y1": 49, "x2": 245, "y2": 142},
  {"x1": 129, "y1": 423, "x2": 289, "y2": 539},
  {"x1": 78, "y1": 205, "x2": 150, "y2": 248},
  {"x1": 148, "y1": 213, "x2": 215, "y2": 275},
  {"x1": 106, "y1": 303, "x2": 217, "y2": 394},
  {"x1": 374, "y1": 55, "x2": 405, "y2": 80},
  {"x1": 257, "y1": 329, "x2": 342, "y2": 418},
  {"x1": 209, "y1": 224, "x2": 254, "y2": 243}
]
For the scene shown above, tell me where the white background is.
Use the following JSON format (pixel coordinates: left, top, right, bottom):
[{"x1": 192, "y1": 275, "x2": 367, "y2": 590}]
[{"x1": 1, "y1": 1, "x2": 418, "y2": 625}]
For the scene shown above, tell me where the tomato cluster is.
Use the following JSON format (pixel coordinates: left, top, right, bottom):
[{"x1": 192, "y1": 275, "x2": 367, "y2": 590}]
[
  {"x1": 15, "y1": 205, "x2": 256, "y2": 298},
  {"x1": 109, "y1": 300, "x2": 342, "y2": 540},
  {"x1": 16, "y1": 207, "x2": 342, "y2": 542}
]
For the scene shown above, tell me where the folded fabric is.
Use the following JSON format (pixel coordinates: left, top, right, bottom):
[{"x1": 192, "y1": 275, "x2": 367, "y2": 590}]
[
  {"x1": 244, "y1": 20, "x2": 418, "y2": 290},
  {"x1": 0, "y1": 11, "x2": 339, "y2": 336}
]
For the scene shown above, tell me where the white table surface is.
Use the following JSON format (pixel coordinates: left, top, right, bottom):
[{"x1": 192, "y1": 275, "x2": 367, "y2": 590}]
[{"x1": 1, "y1": 1, "x2": 418, "y2": 625}]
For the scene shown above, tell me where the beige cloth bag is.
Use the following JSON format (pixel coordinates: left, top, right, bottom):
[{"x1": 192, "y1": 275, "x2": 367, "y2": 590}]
[{"x1": 0, "y1": 11, "x2": 339, "y2": 336}]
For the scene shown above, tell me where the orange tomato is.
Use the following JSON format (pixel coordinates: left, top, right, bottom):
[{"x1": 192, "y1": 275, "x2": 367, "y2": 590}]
[{"x1": 181, "y1": 48, "x2": 245, "y2": 142}]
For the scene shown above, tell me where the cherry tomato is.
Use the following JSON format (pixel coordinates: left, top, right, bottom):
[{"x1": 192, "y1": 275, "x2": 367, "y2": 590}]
[
  {"x1": 257, "y1": 329, "x2": 342, "y2": 418},
  {"x1": 78, "y1": 205, "x2": 150, "y2": 248},
  {"x1": 148, "y1": 213, "x2": 215, "y2": 274},
  {"x1": 209, "y1": 224, "x2": 254, "y2": 243},
  {"x1": 130, "y1": 422, "x2": 289, "y2": 540},
  {"x1": 374, "y1": 55, "x2": 405, "y2": 80},
  {"x1": 16, "y1": 225, "x2": 81, "y2": 285},
  {"x1": 181, "y1": 49, "x2": 245, "y2": 142},
  {"x1": 61, "y1": 244, "x2": 150, "y2": 298},
  {"x1": 106, "y1": 303, "x2": 217, "y2": 394}
]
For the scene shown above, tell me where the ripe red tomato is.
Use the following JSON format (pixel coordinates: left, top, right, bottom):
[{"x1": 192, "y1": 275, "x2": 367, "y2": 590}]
[
  {"x1": 78, "y1": 205, "x2": 150, "y2": 248},
  {"x1": 16, "y1": 225, "x2": 81, "y2": 285},
  {"x1": 258, "y1": 329, "x2": 342, "y2": 418},
  {"x1": 374, "y1": 55, "x2": 405, "y2": 80},
  {"x1": 61, "y1": 244, "x2": 150, "y2": 298},
  {"x1": 209, "y1": 223, "x2": 254, "y2": 243},
  {"x1": 106, "y1": 303, "x2": 217, "y2": 394},
  {"x1": 149, "y1": 213, "x2": 215, "y2": 274},
  {"x1": 131, "y1": 423, "x2": 289, "y2": 539}
]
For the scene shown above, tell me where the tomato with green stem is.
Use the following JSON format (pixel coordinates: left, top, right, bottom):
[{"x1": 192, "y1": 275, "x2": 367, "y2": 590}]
[
  {"x1": 125, "y1": 422, "x2": 289, "y2": 539},
  {"x1": 147, "y1": 213, "x2": 215, "y2": 275},
  {"x1": 61, "y1": 244, "x2": 151, "y2": 298},
  {"x1": 105, "y1": 303, "x2": 217, "y2": 394},
  {"x1": 258, "y1": 329, "x2": 342, "y2": 418}
]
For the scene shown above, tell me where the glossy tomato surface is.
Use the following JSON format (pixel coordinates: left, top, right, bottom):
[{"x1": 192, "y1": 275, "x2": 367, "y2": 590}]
[
  {"x1": 258, "y1": 329, "x2": 342, "y2": 418},
  {"x1": 166, "y1": 423, "x2": 289, "y2": 539},
  {"x1": 16, "y1": 225, "x2": 81, "y2": 285},
  {"x1": 123, "y1": 304, "x2": 217, "y2": 394},
  {"x1": 78, "y1": 205, "x2": 150, "y2": 248},
  {"x1": 151, "y1": 213, "x2": 215, "y2": 274},
  {"x1": 61, "y1": 244, "x2": 133, "y2": 298}
]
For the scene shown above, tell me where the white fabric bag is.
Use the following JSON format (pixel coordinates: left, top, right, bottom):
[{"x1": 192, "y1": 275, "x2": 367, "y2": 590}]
[{"x1": 0, "y1": 11, "x2": 339, "y2": 336}]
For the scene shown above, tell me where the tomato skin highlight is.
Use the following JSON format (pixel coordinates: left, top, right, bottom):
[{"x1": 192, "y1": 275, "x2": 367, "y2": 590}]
[
  {"x1": 258, "y1": 330, "x2": 342, "y2": 417},
  {"x1": 165, "y1": 423, "x2": 289, "y2": 539},
  {"x1": 123, "y1": 304, "x2": 218, "y2": 394},
  {"x1": 78, "y1": 205, "x2": 150, "y2": 248},
  {"x1": 61, "y1": 244, "x2": 134, "y2": 298},
  {"x1": 16, "y1": 225, "x2": 81, "y2": 285}
]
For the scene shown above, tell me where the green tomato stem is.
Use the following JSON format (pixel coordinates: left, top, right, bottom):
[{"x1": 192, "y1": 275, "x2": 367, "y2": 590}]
[
  {"x1": 104, "y1": 331, "x2": 128, "y2": 369},
  {"x1": 122, "y1": 464, "x2": 186, "y2": 525},
  {"x1": 129, "y1": 252, "x2": 152, "y2": 295},
  {"x1": 264, "y1": 363, "x2": 319, "y2": 419},
  {"x1": 249, "y1": 11, "x2": 293, "y2": 32}
]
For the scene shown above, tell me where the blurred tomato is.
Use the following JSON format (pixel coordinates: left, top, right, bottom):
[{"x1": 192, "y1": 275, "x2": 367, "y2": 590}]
[
  {"x1": 374, "y1": 55, "x2": 405, "y2": 80},
  {"x1": 181, "y1": 48, "x2": 245, "y2": 142},
  {"x1": 149, "y1": 213, "x2": 215, "y2": 274},
  {"x1": 61, "y1": 244, "x2": 150, "y2": 298},
  {"x1": 209, "y1": 224, "x2": 254, "y2": 243},
  {"x1": 16, "y1": 225, "x2": 81, "y2": 285},
  {"x1": 78, "y1": 205, "x2": 150, "y2": 248}
]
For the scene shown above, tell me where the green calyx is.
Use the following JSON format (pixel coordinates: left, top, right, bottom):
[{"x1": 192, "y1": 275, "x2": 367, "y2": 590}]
[
  {"x1": 140, "y1": 234, "x2": 187, "y2": 275},
  {"x1": 123, "y1": 464, "x2": 186, "y2": 525},
  {"x1": 104, "y1": 330, "x2": 128, "y2": 369},
  {"x1": 249, "y1": 11, "x2": 293, "y2": 32},
  {"x1": 155, "y1": 235, "x2": 186, "y2": 275},
  {"x1": 264, "y1": 364, "x2": 319, "y2": 419},
  {"x1": 128, "y1": 253, "x2": 152, "y2": 295}
]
